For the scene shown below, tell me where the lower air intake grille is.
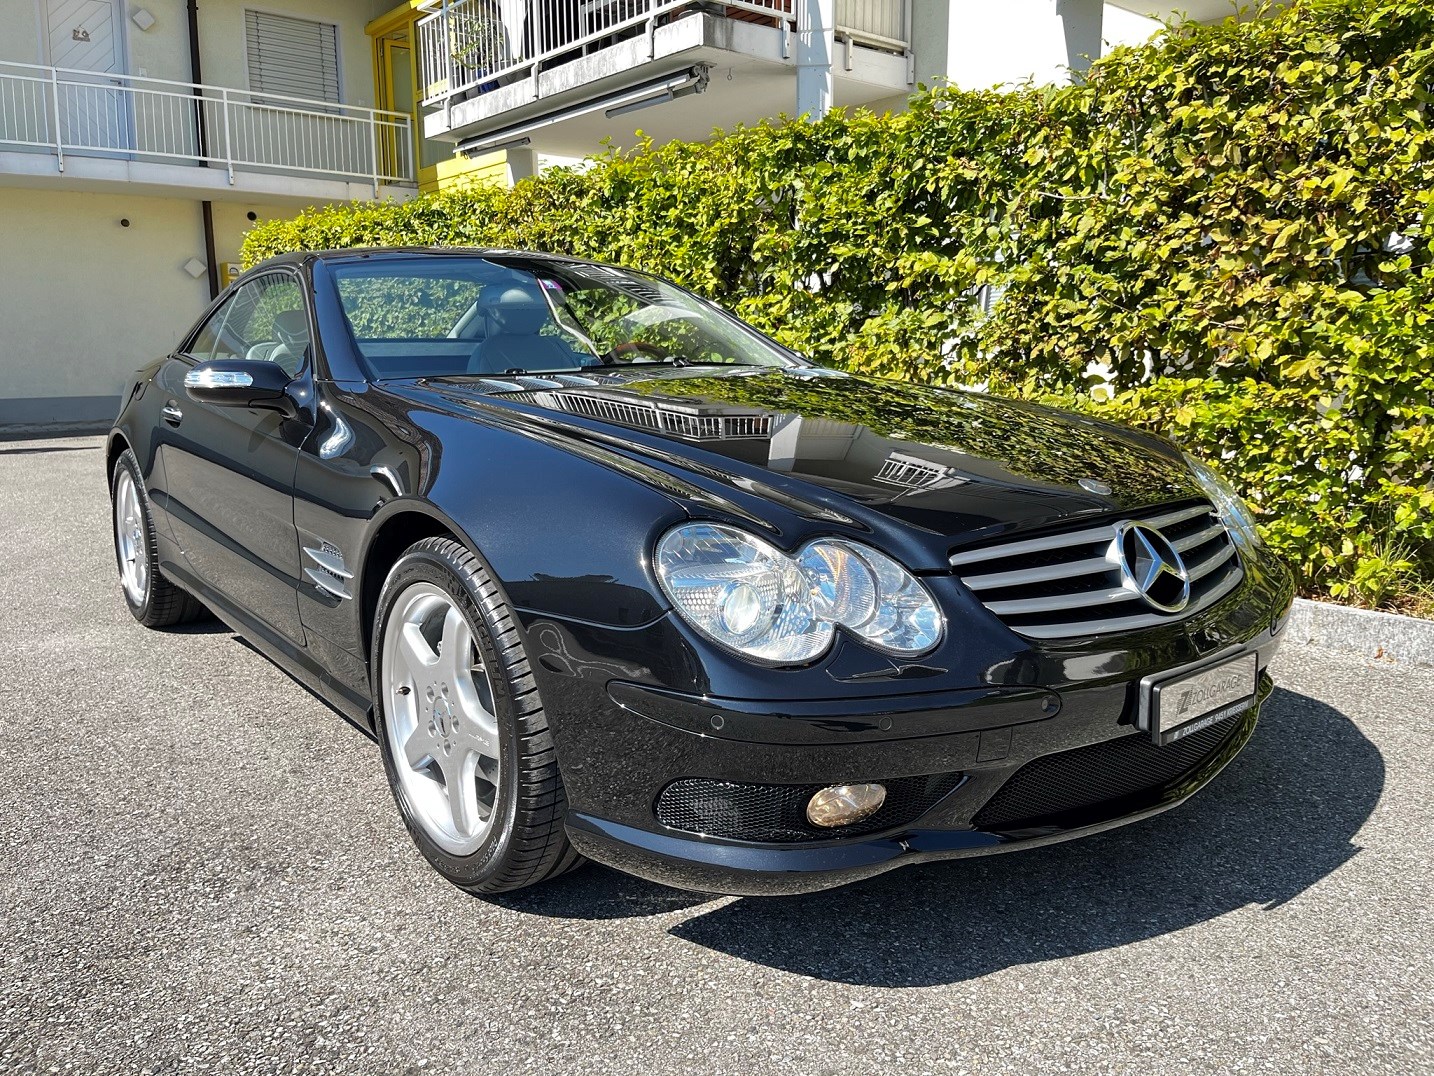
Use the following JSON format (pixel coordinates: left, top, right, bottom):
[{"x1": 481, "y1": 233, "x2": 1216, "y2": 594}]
[
  {"x1": 656, "y1": 773, "x2": 965, "y2": 843},
  {"x1": 950, "y1": 501, "x2": 1244, "y2": 640},
  {"x1": 971, "y1": 713, "x2": 1247, "y2": 830}
]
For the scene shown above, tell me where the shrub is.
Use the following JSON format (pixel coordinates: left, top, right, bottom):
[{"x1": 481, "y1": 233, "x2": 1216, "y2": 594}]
[{"x1": 244, "y1": 0, "x2": 1434, "y2": 611}]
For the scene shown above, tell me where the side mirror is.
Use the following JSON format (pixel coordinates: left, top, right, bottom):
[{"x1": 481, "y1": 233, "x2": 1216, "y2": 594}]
[{"x1": 184, "y1": 360, "x2": 295, "y2": 413}]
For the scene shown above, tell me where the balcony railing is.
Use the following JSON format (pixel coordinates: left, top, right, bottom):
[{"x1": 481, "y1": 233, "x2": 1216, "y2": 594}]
[
  {"x1": 417, "y1": 0, "x2": 909, "y2": 108},
  {"x1": 0, "y1": 61, "x2": 414, "y2": 191}
]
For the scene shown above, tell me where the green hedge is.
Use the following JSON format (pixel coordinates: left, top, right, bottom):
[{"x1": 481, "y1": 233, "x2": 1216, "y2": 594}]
[{"x1": 245, "y1": 0, "x2": 1434, "y2": 612}]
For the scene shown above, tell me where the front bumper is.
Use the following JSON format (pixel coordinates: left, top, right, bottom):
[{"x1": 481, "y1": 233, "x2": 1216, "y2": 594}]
[
  {"x1": 566, "y1": 690, "x2": 1263, "y2": 896},
  {"x1": 541, "y1": 635, "x2": 1283, "y2": 896},
  {"x1": 520, "y1": 555, "x2": 1293, "y2": 897}
]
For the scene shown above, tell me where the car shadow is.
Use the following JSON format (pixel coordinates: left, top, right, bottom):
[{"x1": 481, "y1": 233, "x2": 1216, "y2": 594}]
[
  {"x1": 167, "y1": 615, "x2": 232, "y2": 636},
  {"x1": 502, "y1": 688, "x2": 1383, "y2": 984}
]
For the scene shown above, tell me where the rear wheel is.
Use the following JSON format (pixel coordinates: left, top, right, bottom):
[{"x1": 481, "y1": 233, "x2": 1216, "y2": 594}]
[
  {"x1": 373, "y1": 537, "x2": 581, "y2": 893},
  {"x1": 111, "y1": 449, "x2": 206, "y2": 628}
]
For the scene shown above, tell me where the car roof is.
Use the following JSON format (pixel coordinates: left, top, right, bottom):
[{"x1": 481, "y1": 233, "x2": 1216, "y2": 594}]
[{"x1": 251, "y1": 246, "x2": 590, "y2": 273}]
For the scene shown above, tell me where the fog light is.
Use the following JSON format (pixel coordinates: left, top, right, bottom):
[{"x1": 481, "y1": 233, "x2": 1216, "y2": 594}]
[{"x1": 806, "y1": 783, "x2": 887, "y2": 828}]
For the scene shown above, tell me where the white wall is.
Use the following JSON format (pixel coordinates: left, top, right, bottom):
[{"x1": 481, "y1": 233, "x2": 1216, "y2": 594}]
[
  {"x1": 1101, "y1": 5, "x2": 1162, "y2": 52},
  {"x1": 911, "y1": 0, "x2": 1160, "y2": 91},
  {"x1": 0, "y1": 187, "x2": 210, "y2": 402},
  {"x1": 915, "y1": 0, "x2": 1102, "y2": 91}
]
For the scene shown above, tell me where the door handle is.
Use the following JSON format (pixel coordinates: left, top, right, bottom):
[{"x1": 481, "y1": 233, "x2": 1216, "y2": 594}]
[{"x1": 162, "y1": 403, "x2": 183, "y2": 426}]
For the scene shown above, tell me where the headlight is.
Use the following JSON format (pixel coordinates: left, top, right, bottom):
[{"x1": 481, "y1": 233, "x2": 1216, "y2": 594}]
[
  {"x1": 655, "y1": 523, "x2": 944, "y2": 665},
  {"x1": 1184, "y1": 453, "x2": 1262, "y2": 548}
]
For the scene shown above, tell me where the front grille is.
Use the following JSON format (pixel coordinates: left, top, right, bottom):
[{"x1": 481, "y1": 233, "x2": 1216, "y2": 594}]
[
  {"x1": 950, "y1": 501, "x2": 1243, "y2": 640},
  {"x1": 655, "y1": 773, "x2": 965, "y2": 843},
  {"x1": 970, "y1": 713, "x2": 1246, "y2": 830}
]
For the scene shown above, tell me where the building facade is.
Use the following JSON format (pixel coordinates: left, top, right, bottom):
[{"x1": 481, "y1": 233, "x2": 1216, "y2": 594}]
[{"x1": 0, "y1": 0, "x2": 1245, "y2": 431}]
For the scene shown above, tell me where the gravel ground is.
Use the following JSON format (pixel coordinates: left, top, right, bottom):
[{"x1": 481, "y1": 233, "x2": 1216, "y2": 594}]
[{"x1": 0, "y1": 436, "x2": 1430, "y2": 1076}]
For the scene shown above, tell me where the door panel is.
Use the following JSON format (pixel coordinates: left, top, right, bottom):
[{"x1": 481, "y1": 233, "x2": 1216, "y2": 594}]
[
  {"x1": 157, "y1": 365, "x2": 306, "y2": 644},
  {"x1": 155, "y1": 272, "x2": 313, "y2": 646},
  {"x1": 45, "y1": 0, "x2": 130, "y2": 151}
]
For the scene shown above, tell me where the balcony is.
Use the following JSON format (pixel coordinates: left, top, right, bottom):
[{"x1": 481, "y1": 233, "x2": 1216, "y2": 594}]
[
  {"x1": 0, "y1": 62, "x2": 416, "y2": 203},
  {"x1": 416, "y1": 0, "x2": 912, "y2": 157}
]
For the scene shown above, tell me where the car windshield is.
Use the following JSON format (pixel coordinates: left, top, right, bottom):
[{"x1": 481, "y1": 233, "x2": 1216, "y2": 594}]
[{"x1": 328, "y1": 256, "x2": 802, "y2": 381}]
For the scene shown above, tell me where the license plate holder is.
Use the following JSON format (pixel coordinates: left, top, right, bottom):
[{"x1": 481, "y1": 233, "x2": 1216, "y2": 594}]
[{"x1": 1139, "y1": 652, "x2": 1259, "y2": 746}]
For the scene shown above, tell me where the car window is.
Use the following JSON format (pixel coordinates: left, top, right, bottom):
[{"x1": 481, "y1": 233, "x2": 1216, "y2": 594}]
[
  {"x1": 189, "y1": 272, "x2": 310, "y2": 377},
  {"x1": 328, "y1": 256, "x2": 800, "y2": 380}
]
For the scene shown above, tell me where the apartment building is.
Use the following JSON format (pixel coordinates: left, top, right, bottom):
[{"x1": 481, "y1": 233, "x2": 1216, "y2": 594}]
[
  {"x1": 0, "y1": 0, "x2": 1246, "y2": 431},
  {"x1": 406, "y1": 1, "x2": 1241, "y2": 173}
]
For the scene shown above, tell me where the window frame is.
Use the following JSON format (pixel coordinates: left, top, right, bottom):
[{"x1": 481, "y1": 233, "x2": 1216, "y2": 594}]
[{"x1": 179, "y1": 267, "x2": 314, "y2": 380}]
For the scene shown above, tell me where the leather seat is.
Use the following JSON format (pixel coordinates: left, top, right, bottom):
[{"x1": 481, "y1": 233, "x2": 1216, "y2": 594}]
[
  {"x1": 468, "y1": 283, "x2": 579, "y2": 374},
  {"x1": 245, "y1": 309, "x2": 309, "y2": 375}
]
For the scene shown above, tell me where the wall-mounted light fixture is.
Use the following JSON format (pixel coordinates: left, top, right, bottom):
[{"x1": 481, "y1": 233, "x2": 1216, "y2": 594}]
[
  {"x1": 183, "y1": 258, "x2": 207, "y2": 279},
  {"x1": 131, "y1": 7, "x2": 155, "y2": 31}
]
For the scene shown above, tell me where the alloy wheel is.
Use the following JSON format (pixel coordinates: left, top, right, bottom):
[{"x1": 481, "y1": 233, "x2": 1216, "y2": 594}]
[
  {"x1": 114, "y1": 468, "x2": 149, "y2": 605},
  {"x1": 381, "y1": 582, "x2": 502, "y2": 855}
]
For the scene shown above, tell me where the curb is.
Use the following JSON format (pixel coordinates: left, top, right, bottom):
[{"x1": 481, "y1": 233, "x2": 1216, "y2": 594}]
[{"x1": 1286, "y1": 598, "x2": 1434, "y2": 668}]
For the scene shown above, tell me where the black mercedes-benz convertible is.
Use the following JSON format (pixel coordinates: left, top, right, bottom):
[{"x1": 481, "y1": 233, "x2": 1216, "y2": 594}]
[{"x1": 107, "y1": 248, "x2": 1293, "y2": 896}]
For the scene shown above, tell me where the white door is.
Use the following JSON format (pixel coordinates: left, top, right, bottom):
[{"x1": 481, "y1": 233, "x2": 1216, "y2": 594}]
[{"x1": 44, "y1": 0, "x2": 129, "y2": 152}]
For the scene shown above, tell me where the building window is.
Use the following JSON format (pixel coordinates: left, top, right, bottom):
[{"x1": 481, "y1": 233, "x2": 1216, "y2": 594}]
[{"x1": 244, "y1": 11, "x2": 341, "y2": 104}]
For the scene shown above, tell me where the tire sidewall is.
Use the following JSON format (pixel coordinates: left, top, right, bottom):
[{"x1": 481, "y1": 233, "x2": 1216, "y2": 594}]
[{"x1": 372, "y1": 543, "x2": 525, "y2": 885}]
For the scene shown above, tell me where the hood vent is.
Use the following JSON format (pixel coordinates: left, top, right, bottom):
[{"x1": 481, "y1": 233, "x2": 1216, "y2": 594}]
[
  {"x1": 527, "y1": 391, "x2": 772, "y2": 441},
  {"x1": 950, "y1": 502, "x2": 1243, "y2": 640}
]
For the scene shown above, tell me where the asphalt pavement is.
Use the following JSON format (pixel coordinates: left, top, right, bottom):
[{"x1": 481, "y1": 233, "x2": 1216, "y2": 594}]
[{"x1": 0, "y1": 436, "x2": 1429, "y2": 1075}]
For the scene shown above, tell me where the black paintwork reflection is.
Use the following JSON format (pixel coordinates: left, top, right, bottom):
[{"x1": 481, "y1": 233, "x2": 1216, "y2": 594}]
[
  {"x1": 420, "y1": 365, "x2": 1203, "y2": 546},
  {"x1": 152, "y1": 356, "x2": 309, "y2": 645}
]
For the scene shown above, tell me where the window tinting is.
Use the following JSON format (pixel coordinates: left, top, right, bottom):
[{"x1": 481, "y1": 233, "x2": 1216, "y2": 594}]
[
  {"x1": 329, "y1": 257, "x2": 799, "y2": 380},
  {"x1": 189, "y1": 273, "x2": 309, "y2": 377}
]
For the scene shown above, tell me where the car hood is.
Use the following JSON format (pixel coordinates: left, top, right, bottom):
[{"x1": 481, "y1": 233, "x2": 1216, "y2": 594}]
[{"x1": 406, "y1": 366, "x2": 1204, "y2": 549}]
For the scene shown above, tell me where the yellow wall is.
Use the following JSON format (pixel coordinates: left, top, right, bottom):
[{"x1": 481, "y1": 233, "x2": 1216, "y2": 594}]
[
  {"x1": 0, "y1": 187, "x2": 323, "y2": 408},
  {"x1": 426, "y1": 150, "x2": 509, "y2": 193}
]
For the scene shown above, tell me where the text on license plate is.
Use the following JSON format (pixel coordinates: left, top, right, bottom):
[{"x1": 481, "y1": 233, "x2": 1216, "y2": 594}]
[{"x1": 1152, "y1": 652, "x2": 1258, "y2": 744}]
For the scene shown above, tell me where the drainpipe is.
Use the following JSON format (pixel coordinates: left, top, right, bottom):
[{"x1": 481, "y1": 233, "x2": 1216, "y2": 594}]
[{"x1": 188, "y1": 0, "x2": 220, "y2": 299}]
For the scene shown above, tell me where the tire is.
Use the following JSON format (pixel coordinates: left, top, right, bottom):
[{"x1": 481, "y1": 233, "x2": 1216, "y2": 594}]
[
  {"x1": 111, "y1": 449, "x2": 207, "y2": 629},
  {"x1": 372, "y1": 536, "x2": 582, "y2": 894}
]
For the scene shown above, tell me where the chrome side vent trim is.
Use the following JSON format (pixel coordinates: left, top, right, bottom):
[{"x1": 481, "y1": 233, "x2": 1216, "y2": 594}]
[
  {"x1": 950, "y1": 501, "x2": 1243, "y2": 640},
  {"x1": 303, "y1": 542, "x2": 353, "y2": 601}
]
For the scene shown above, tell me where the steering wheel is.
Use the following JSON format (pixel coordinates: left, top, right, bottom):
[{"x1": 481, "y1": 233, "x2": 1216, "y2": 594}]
[{"x1": 607, "y1": 340, "x2": 672, "y2": 362}]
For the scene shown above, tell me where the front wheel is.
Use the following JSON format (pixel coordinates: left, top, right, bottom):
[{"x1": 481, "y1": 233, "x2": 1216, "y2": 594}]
[{"x1": 372, "y1": 537, "x2": 581, "y2": 894}]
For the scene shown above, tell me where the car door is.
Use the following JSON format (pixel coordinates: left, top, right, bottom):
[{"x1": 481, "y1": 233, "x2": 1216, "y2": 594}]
[{"x1": 153, "y1": 270, "x2": 312, "y2": 646}]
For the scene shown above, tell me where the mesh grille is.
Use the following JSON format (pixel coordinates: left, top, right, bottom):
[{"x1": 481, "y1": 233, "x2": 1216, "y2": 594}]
[
  {"x1": 655, "y1": 773, "x2": 965, "y2": 843},
  {"x1": 949, "y1": 501, "x2": 1244, "y2": 640},
  {"x1": 971, "y1": 713, "x2": 1246, "y2": 830}
]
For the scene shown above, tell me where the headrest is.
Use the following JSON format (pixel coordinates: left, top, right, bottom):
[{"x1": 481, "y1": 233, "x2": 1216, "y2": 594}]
[
  {"x1": 271, "y1": 309, "x2": 309, "y2": 348},
  {"x1": 482, "y1": 282, "x2": 551, "y2": 337}
]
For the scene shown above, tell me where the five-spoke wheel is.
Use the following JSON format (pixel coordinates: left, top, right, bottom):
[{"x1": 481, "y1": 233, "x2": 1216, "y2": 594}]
[
  {"x1": 382, "y1": 582, "x2": 503, "y2": 855},
  {"x1": 372, "y1": 537, "x2": 581, "y2": 893},
  {"x1": 113, "y1": 465, "x2": 149, "y2": 607}
]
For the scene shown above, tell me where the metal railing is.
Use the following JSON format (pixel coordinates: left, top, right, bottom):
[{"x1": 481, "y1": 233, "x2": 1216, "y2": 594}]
[
  {"x1": 0, "y1": 61, "x2": 415, "y2": 191},
  {"x1": 835, "y1": 0, "x2": 908, "y2": 48},
  {"x1": 418, "y1": 0, "x2": 909, "y2": 107}
]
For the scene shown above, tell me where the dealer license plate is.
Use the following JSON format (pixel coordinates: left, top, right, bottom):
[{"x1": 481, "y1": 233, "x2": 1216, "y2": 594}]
[{"x1": 1145, "y1": 652, "x2": 1258, "y2": 746}]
